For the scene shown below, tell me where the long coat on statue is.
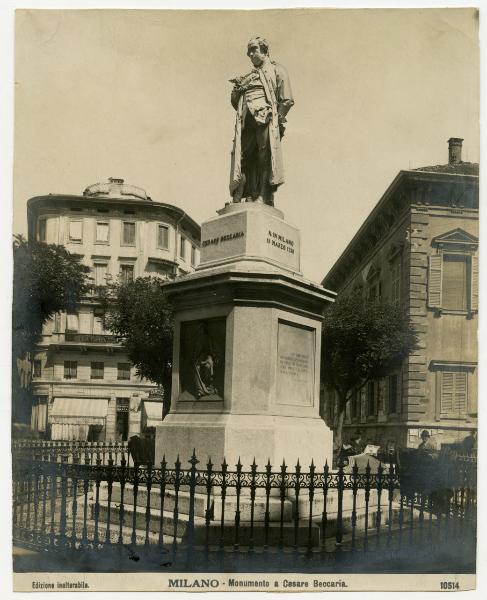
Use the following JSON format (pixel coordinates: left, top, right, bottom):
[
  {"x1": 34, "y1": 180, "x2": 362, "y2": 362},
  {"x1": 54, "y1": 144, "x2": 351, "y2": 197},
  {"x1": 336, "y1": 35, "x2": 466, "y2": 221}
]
[{"x1": 229, "y1": 59, "x2": 294, "y2": 199}]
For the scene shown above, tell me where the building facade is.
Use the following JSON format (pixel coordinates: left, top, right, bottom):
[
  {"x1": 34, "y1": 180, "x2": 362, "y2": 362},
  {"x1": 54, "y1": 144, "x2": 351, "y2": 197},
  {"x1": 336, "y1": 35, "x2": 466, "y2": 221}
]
[
  {"x1": 27, "y1": 178, "x2": 201, "y2": 442},
  {"x1": 322, "y1": 139, "x2": 478, "y2": 452}
]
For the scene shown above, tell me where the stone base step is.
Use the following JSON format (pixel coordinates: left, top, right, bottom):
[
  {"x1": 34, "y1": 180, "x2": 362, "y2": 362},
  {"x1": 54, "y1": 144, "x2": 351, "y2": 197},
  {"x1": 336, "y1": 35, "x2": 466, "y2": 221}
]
[
  {"x1": 93, "y1": 499, "x2": 407, "y2": 548},
  {"x1": 99, "y1": 482, "x2": 293, "y2": 522}
]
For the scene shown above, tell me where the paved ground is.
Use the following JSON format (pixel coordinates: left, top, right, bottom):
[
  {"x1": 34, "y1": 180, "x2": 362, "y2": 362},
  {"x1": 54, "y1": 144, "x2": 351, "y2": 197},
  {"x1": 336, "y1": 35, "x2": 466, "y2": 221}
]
[{"x1": 13, "y1": 542, "x2": 475, "y2": 574}]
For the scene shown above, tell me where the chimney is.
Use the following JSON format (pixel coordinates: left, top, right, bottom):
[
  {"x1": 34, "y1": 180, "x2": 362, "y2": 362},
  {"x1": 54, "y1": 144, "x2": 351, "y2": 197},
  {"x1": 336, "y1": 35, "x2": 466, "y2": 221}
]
[{"x1": 448, "y1": 138, "x2": 463, "y2": 164}]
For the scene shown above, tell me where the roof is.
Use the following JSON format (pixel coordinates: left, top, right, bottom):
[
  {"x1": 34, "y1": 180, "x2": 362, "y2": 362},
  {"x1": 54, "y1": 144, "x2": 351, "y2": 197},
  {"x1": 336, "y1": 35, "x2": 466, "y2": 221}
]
[
  {"x1": 83, "y1": 178, "x2": 149, "y2": 201},
  {"x1": 321, "y1": 165, "x2": 479, "y2": 289},
  {"x1": 414, "y1": 162, "x2": 479, "y2": 176}
]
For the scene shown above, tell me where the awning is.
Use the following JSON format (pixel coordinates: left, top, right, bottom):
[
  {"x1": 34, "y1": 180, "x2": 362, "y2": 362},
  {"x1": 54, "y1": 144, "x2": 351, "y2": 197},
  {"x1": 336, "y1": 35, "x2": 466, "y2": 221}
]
[
  {"x1": 49, "y1": 398, "x2": 109, "y2": 425},
  {"x1": 143, "y1": 401, "x2": 163, "y2": 427}
]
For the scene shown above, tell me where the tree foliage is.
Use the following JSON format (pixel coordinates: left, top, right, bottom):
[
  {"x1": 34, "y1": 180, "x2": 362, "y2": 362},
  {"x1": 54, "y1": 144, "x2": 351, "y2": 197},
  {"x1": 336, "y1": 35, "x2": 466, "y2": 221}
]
[
  {"x1": 12, "y1": 235, "x2": 91, "y2": 358},
  {"x1": 12, "y1": 235, "x2": 91, "y2": 424},
  {"x1": 321, "y1": 293, "x2": 418, "y2": 450},
  {"x1": 103, "y1": 276, "x2": 174, "y2": 401}
]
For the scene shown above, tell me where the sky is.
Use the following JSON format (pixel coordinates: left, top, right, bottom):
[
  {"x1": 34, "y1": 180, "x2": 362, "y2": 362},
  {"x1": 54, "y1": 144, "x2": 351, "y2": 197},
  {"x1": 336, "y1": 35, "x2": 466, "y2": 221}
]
[{"x1": 13, "y1": 7, "x2": 479, "y2": 283}]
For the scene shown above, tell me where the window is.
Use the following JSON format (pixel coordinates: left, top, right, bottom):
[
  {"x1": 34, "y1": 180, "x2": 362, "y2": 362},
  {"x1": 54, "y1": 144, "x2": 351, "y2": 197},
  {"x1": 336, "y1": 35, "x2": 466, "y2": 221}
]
[
  {"x1": 95, "y1": 221, "x2": 109, "y2": 243},
  {"x1": 429, "y1": 253, "x2": 477, "y2": 313},
  {"x1": 54, "y1": 312, "x2": 62, "y2": 332},
  {"x1": 93, "y1": 309, "x2": 105, "y2": 334},
  {"x1": 366, "y1": 266, "x2": 381, "y2": 303},
  {"x1": 69, "y1": 220, "x2": 83, "y2": 242},
  {"x1": 428, "y1": 229, "x2": 478, "y2": 313},
  {"x1": 122, "y1": 221, "x2": 136, "y2": 245},
  {"x1": 367, "y1": 381, "x2": 377, "y2": 416},
  {"x1": 64, "y1": 361, "x2": 77, "y2": 379},
  {"x1": 388, "y1": 374, "x2": 399, "y2": 414},
  {"x1": 442, "y1": 255, "x2": 469, "y2": 311},
  {"x1": 120, "y1": 264, "x2": 134, "y2": 284},
  {"x1": 157, "y1": 225, "x2": 169, "y2": 249},
  {"x1": 191, "y1": 245, "x2": 197, "y2": 267},
  {"x1": 38, "y1": 219, "x2": 47, "y2": 242},
  {"x1": 94, "y1": 263, "x2": 108, "y2": 286},
  {"x1": 350, "y1": 390, "x2": 360, "y2": 420},
  {"x1": 65, "y1": 313, "x2": 79, "y2": 333},
  {"x1": 91, "y1": 362, "x2": 104, "y2": 380},
  {"x1": 390, "y1": 258, "x2": 401, "y2": 305},
  {"x1": 117, "y1": 363, "x2": 131, "y2": 380},
  {"x1": 33, "y1": 360, "x2": 42, "y2": 378},
  {"x1": 440, "y1": 371, "x2": 468, "y2": 416},
  {"x1": 179, "y1": 236, "x2": 186, "y2": 260}
]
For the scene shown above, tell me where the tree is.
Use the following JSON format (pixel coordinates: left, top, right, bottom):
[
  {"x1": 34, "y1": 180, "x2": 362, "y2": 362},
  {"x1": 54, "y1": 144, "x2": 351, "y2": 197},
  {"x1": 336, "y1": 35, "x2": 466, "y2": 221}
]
[
  {"x1": 321, "y1": 293, "x2": 418, "y2": 452},
  {"x1": 103, "y1": 276, "x2": 174, "y2": 412},
  {"x1": 12, "y1": 235, "x2": 91, "y2": 422}
]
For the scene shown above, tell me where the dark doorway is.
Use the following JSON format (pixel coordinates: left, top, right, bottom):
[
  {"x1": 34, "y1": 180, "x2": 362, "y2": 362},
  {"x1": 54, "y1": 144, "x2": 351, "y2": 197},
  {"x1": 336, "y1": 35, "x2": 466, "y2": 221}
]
[{"x1": 116, "y1": 398, "x2": 129, "y2": 441}]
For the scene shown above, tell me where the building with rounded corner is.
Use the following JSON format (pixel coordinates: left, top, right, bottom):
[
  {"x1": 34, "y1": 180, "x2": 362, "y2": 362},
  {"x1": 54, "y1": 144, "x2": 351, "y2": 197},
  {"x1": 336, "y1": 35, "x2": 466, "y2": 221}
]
[{"x1": 26, "y1": 177, "x2": 200, "y2": 442}]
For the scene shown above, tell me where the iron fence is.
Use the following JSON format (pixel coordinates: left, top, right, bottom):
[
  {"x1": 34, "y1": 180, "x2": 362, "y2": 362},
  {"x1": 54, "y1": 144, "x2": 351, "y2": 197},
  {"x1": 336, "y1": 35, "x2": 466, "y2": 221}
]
[
  {"x1": 12, "y1": 447, "x2": 476, "y2": 572},
  {"x1": 12, "y1": 440, "x2": 130, "y2": 466}
]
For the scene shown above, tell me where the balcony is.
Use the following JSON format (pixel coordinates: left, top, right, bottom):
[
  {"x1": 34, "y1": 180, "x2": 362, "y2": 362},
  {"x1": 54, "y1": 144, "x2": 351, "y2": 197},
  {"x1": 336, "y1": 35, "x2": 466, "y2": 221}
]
[
  {"x1": 43, "y1": 332, "x2": 122, "y2": 350},
  {"x1": 64, "y1": 333, "x2": 119, "y2": 344}
]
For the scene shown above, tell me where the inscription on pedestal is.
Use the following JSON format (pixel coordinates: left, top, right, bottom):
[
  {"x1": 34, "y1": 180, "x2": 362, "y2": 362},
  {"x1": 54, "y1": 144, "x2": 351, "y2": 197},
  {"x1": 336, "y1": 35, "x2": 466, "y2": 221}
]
[
  {"x1": 276, "y1": 321, "x2": 315, "y2": 407},
  {"x1": 198, "y1": 206, "x2": 301, "y2": 273}
]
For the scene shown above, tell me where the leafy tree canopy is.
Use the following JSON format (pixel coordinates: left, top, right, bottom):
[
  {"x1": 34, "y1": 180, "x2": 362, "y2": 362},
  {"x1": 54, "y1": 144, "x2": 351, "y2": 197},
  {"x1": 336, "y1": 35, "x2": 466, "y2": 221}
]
[
  {"x1": 103, "y1": 276, "x2": 174, "y2": 398},
  {"x1": 321, "y1": 293, "x2": 418, "y2": 449},
  {"x1": 12, "y1": 235, "x2": 91, "y2": 357}
]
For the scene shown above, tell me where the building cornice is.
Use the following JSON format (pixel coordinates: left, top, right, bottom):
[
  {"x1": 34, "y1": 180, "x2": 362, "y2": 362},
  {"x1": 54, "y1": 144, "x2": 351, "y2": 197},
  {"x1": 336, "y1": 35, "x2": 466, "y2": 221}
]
[
  {"x1": 27, "y1": 193, "x2": 201, "y2": 240},
  {"x1": 322, "y1": 168, "x2": 479, "y2": 290}
]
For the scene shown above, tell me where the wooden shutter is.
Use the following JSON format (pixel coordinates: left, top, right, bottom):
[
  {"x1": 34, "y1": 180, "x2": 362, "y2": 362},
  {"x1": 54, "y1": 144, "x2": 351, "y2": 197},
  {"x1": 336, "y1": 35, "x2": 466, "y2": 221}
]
[
  {"x1": 428, "y1": 254, "x2": 442, "y2": 308},
  {"x1": 453, "y1": 372, "x2": 467, "y2": 414},
  {"x1": 471, "y1": 255, "x2": 479, "y2": 311},
  {"x1": 440, "y1": 372, "x2": 454, "y2": 413},
  {"x1": 441, "y1": 371, "x2": 467, "y2": 415}
]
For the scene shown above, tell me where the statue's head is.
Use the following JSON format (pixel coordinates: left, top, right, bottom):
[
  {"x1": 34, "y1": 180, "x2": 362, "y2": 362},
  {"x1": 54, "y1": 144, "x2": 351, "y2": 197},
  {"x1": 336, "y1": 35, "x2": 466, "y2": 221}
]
[{"x1": 247, "y1": 37, "x2": 269, "y2": 67}]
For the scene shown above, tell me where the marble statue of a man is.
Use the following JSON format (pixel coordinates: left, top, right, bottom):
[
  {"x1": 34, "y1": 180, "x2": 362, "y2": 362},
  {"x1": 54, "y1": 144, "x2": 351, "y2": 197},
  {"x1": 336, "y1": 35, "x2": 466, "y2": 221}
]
[{"x1": 229, "y1": 37, "x2": 294, "y2": 206}]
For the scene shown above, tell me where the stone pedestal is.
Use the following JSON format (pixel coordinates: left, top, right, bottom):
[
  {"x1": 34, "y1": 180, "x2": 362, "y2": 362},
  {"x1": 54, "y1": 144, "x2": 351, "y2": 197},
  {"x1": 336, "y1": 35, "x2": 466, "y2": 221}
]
[{"x1": 155, "y1": 203, "x2": 335, "y2": 470}]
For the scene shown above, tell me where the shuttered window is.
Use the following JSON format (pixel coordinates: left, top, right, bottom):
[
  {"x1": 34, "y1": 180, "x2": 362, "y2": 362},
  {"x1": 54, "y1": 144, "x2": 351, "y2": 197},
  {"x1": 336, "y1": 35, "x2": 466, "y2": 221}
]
[
  {"x1": 179, "y1": 236, "x2": 186, "y2": 260},
  {"x1": 390, "y1": 259, "x2": 401, "y2": 304},
  {"x1": 388, "y1": 374, "x2": 399, "y2": 414},
  {"x1": 69, "y1": 220, "x2": 83, "y2": 242},
  {"x1": 351, "y1": 390, "x2": 359, "y2": 420},
  {"x1": 442, "y1": 255, "x2": 468, "y2": 310},
  {"x1": 157, "y1": 225, "x2": 169, "y2": 249},
  {"x1": 428, "y1": 252, "x2": 478, "y2": 312},
  {"x1": 367, "y1": 381, "x2": 377, "y2": 416},
  {"x1": 122, "y1": 222, "x2": 136, "y2": 245},
  {"x1": 96, "y1": 221, "x2": 109, "y2": 243},
  {"x1": 440, "y1": 371, "x2": 467, "y2": 415},
  {"x1": 94, "y1": 263, "x2": 108, "y2": 286}
]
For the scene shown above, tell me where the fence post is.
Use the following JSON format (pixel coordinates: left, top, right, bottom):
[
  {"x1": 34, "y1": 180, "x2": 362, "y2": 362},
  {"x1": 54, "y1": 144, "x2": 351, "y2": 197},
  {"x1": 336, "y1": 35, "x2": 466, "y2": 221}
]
[
  {"x1": 335, "y1": 460, "x2": 344, "y2": 551},
  {"x1": 185, "y1": 450, "x2": 198, "y2": 564},
  {"x1": 234, "y1": 458, "x2": 242, "y2": 553},
  {"x1": 307, "y1": 459, "x2": 315, "y2": 555}
]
